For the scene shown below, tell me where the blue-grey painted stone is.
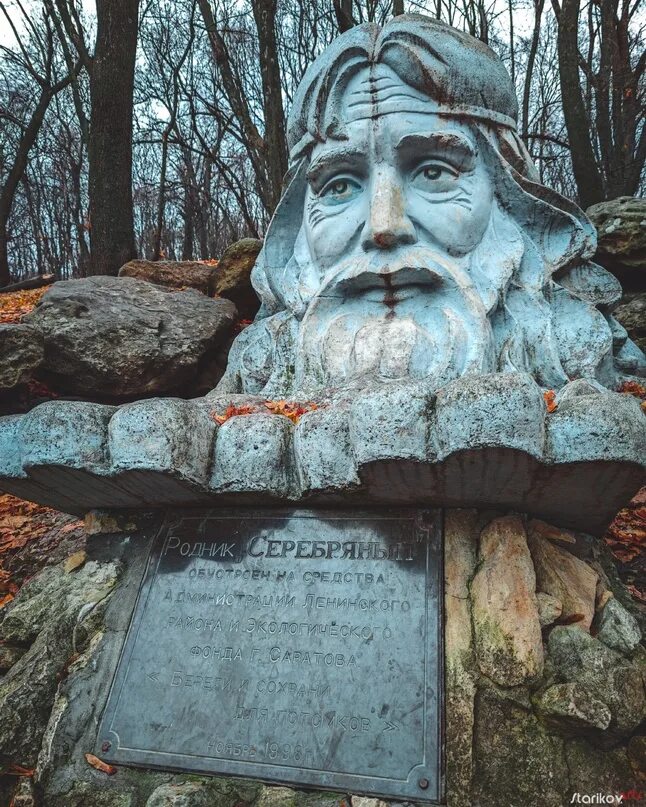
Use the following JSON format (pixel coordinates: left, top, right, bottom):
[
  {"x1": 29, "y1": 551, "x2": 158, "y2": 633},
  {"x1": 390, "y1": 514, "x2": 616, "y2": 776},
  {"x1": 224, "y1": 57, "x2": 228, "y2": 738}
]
[
  {"x1": 294, "y1": 406, "x2": 360, "y2": 492},
  {"x1": 210, "y1": 414, "x2": 296, "y2": 498},
  {"x1": 434, "y1": 373, "x2": 545, "y2": 460}
]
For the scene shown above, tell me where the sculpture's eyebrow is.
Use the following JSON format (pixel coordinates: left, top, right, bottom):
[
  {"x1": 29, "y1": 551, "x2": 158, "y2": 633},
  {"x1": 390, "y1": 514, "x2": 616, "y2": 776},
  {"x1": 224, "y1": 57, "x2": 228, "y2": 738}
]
[
  {"x1": 395, "y1": 132, "x2": 476, "y2": 171},
  {"x1": 306, "y1": 147, "x2": 367, "y2": 183}
]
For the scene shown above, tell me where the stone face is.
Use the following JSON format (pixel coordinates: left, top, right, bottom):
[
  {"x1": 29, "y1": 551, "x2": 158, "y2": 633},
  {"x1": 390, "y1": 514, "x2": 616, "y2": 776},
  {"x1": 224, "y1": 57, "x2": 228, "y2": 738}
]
[
  {"x1": 614, "y1": 292, "x2": 646, "y2": 353},
  {"x1": 586, "y1": 196, "x2": 646, "y2": 289},
  {"x1": 547, "y1": 626, "x2": 646, "y2": 739},
  {"x1": 0, "y1": 323, "x2": 44, "y2": 389},
  {"x1": 537, "y1": 592, "x2": 563, "y2": 627},
  {"x1": 209, "y1": 237, "x2": 262, "y2": 319},
  {"x1": 596, "y1": 597, "x2": 642, "y2": 655},
  {"x1": 527, "y1": 528, "x2": 598, "y2": 631},
  {"x1": 566, "y1": 739, "x2": 640, "y2": 793},
  {"x1": 471, "y1": 515, "x2": 544, "y2": 686},
  {"x1": 443, "y1": 510, "x2": 478, "y2": 806},
  {"x1": 24, "y1": 276, "x2": 237, "y2": 397},
  {"x1": 217, "y1": 18, "x2": 644, "y2": 397},
  {"x1": 535, "y1": 682, "x2": 612, "y2": 731},
  {"x1": 472, "y1": 686, "x2": 569, "y2": 807},
  {"x1": 210, "y1": 413, "x2": 295, "y2": 497},
  {"x1": 145, "y1": 779, "x2": 261, "y2": 807},
  {"x1": 118, "y1": 259, "x2": 215, "y2": 294},
  {"x1": 0, "y1": 557, "x2": 120, "y2": 765}
]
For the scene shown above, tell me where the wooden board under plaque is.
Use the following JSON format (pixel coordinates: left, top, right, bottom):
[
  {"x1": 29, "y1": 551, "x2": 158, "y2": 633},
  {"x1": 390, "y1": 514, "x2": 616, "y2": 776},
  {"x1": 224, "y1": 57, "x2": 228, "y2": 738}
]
[{"x1": 97, "y1": 509, "x2": 444, "y2": 803}]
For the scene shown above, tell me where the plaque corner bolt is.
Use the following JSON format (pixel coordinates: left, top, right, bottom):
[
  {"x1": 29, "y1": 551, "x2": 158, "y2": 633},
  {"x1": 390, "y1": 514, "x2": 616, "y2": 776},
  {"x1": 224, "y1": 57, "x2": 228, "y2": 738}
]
[
  {"x1": 101, "y1": 741, "x2": 112, "y2": 753},
  {"x1": 418, "y1": 777, "x2": 429, "y2": 790}
]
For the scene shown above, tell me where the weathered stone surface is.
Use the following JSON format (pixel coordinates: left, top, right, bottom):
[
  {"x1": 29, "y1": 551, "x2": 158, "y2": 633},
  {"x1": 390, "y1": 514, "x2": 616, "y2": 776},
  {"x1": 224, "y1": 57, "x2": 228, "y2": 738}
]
[
  {"x1": 119, "y1": 259, "x2": 215, "y2": 293},
  {"x1": 596, "y1": 597, "x2": 642, "y2": 655},
  {"x1": 350, "y1": 799, "x2": 390, "y2": 807},
  {"x1": 0, "y1": 642, "x2": 27, "y2": 672},
  {"x1": 255, "y1": 787, "x2": 349, "y2": 807},
  {"x1": 587, "y1": 196, "x2": 646, "y2": 289},
  {"x1": 471, "y1": 515, "x2": 543, "y2": 686},
  {"x1": 24, "y1": 276, "x2": 237, "y2": 397},
  {"x1": 537, "y1": 592, "x2": 563, "y2": 627},
  {"x1": 0, "y1": 558, "x2": 120, "y2": 765},
  {"x1": 210, "y1": 413, "x2": 295, "y2": 497},
  {"x1": 209, "y1": 238, "x2": 262, "y2": 319},
  {"x1": 527, "y1": 528, "x2": 598, "y2": 631},
  {"x1": 444, "y1": 510, "x2": 478, "y2": 806},
  {"x1": 473, "y1": 686, "x2": 569, "y2": 807},
  {"x1": 535, "y1": 682, "x2": 612, "y2": 732},
  {"x1": 0, "y1": 374, "x2": 644, "y2": 531},
  {"x1": 0, "y1": 323, "x2": 44, "y2": 389},
  {"x1": 548, "y1": 626, "x2": 646, "y2": 739},
  {"x1": 614, "y1": 292, "x2": 646, "y2": 353},
  {"x1": 527, "y1": 517, "x2": 577, "y2": 545},
  {"x1": 145, "y1": 778, "x2": 261, "y2": 807},
  {"x1": 565, "y1": 739, "x2": 640, "y2": 793},
  {"x1": 7, "y1": 778, "x2": 36, "y2": 807}
]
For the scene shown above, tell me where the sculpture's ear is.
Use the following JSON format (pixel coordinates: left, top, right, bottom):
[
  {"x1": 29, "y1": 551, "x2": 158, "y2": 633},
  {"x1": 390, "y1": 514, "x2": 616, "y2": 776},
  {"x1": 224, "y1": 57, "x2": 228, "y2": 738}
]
[
  {"x1": 475, "y1": 129, "x2": 596, "y2": 275},
  {"x1": 251, "y1": 159, "x2": 309, "y2": 317}
]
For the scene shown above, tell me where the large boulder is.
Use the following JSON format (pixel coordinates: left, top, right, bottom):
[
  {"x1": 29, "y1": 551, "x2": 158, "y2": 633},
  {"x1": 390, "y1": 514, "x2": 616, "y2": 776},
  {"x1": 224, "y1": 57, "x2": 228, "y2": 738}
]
[
  {"x1": 613, "y1": 292, "x2": 646, "y2": 353},
  {"x1": 0, "y1": 323, "x2": 44, "y2": 390},
  {"x1": 587, "y1": 197, "x2": 646, "y2": 290},
  {"x1": 209, "y1": 238, "x2": 262, "y2": 319},
  {"x1": 24, "y1": 277, "x2": 237, "y2": 398},
  {"x1": 118, "y1": 259, "x2": 215, "y2": 294}
]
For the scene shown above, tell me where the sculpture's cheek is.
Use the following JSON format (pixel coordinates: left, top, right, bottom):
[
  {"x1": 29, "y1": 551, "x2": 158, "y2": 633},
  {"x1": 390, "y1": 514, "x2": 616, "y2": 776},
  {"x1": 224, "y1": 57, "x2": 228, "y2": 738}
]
[{"x1": 410, "y1": 168, "x2": 494, "y2": 257}]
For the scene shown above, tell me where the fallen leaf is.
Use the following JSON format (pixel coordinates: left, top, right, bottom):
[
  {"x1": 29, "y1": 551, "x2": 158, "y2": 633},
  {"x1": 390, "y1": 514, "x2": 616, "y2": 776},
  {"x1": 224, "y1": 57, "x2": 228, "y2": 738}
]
[
  {"x1": 0, "y1": 287, "x2": 48, "y2": 324},
  {"x1": 85, "y1": 753, "x2": 117, "y2": 775},
  {"x1": 618, "y1": 380, "x2": 646, "y2": 400},
  {"x1": 64, "y1": 550, "x2": 87, "y2": 573},
  {"x1": 543, "y1": 390, "x2": 557, "y2": 413}
]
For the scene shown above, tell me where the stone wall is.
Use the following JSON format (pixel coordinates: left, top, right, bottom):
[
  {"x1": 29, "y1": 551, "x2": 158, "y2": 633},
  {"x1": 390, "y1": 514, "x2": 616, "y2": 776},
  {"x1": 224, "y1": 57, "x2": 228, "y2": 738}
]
[{"x1": 1, "y1": 509, "x2": 644, "y2": 807}]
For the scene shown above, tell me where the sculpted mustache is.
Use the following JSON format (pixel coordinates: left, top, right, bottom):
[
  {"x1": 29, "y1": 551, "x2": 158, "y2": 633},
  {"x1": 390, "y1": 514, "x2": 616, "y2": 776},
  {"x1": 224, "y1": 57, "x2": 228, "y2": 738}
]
[{"x1": 317, "y1": 250, "x2": 460, "y2": 294}]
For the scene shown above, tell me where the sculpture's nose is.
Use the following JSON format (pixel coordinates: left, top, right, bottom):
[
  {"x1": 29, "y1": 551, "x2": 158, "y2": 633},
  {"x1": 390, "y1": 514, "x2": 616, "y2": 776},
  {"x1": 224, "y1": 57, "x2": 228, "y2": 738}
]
[{"x1": 361, "y1": 166, "x2": 417, "y2": 251}]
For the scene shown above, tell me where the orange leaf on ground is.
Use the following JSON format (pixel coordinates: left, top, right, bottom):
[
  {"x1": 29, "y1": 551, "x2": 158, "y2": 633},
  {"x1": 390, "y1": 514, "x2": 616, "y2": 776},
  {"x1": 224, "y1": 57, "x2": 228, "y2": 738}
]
[
  {"x1": 618, "y1": 380, "x2": 646, "y2": 400},
  {"x1": 543, "y1": 390, "x2": 557, "y2": 413},
  {"x1": 0, "y1": 287, "x2": 48, "y2": 324},
  {"x1": 85, "y1": 753, "x2": 117, "y2": 775}
]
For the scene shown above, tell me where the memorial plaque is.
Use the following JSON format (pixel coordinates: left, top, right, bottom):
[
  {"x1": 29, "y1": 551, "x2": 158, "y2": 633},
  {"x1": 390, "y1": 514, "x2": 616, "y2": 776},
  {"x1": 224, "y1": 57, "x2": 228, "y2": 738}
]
[{"x1": 97, "y1": 509, "x2": 443, "y2": 803}]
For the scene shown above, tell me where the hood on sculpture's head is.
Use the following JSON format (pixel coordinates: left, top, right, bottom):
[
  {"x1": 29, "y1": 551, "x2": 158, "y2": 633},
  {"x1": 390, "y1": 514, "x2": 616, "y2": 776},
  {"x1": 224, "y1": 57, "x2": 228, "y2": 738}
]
[{"x1": 217, "y1": 14, "x2": 645, "y2": 399}]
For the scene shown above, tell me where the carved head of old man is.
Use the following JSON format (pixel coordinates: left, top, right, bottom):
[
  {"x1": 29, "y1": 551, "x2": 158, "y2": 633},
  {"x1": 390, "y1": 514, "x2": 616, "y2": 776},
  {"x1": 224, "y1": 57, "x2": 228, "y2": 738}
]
[{"x1": 218, "y1": 15, "x2": 645, "y2": 397}]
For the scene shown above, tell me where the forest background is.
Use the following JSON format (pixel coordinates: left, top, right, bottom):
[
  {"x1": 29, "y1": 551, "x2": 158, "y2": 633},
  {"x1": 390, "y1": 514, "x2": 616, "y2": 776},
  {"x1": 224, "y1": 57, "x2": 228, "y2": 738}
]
[{"x1": 0, "y1": 0, "x2": 644, "y2": 288}]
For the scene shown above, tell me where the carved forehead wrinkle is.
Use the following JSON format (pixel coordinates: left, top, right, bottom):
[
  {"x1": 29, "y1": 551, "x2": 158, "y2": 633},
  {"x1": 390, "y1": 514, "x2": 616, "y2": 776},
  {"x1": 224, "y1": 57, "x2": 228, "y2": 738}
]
[{"x1": 341, "y1": 63, "x2": 433, "y2": 122}]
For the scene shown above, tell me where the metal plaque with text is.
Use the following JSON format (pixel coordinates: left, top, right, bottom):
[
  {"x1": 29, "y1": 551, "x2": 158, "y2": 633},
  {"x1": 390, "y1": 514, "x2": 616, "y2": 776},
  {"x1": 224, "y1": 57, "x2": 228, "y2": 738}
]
[{"x1": 97, "y1": 509, "x2": 443, "y2": 803}]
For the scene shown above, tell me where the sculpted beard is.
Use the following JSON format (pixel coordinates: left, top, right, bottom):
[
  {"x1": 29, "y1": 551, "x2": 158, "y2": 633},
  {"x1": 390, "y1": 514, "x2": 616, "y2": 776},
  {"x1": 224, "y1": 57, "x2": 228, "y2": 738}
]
[{"x1": 293, "y1": 228, "x2": 508, "y2": 392}]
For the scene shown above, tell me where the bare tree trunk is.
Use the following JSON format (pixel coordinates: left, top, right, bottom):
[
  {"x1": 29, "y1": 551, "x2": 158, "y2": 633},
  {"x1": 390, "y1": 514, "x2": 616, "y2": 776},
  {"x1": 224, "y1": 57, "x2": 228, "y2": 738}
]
[
  {"x1": 333, "y1": 0, "x2": 356, "y2": 32},
  {"x1": 87, "y1": 0, "x2": 139, "y2": 276},
  {"x1": 251, "y1": 0, "x2": 288, "y2": 212},
  {"x1": 521, "y1": 0, "x2": 544, "y2": 141},
  {"x1": 508, "y1": 0, "x2": 515, "y2": 85},
  {"x1": 0, "y1": 88, "x2": 55, "y2": 286},
  {"x1": 153, "y1": 130, "x2": 170, "y2": 261},
  {"x1": 556, "y1": 0, "x2": 605, "y2": 207}
]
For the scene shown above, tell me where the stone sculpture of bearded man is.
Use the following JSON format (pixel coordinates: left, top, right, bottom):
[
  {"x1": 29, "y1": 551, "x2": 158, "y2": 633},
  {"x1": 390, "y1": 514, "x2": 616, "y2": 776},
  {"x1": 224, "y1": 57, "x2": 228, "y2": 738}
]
[{"x1": 218, "y1": 14, "x2": 645, "y2": 398}]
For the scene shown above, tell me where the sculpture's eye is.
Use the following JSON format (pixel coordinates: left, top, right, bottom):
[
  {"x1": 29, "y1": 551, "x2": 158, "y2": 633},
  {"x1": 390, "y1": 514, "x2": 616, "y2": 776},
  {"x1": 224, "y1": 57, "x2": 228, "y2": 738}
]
[
  {"x1": 411, "y1": 162, "x2": 459, "y2": 193},
  {"x1": 320, "y1": 177, "x2": 361, "y2": 205}
]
